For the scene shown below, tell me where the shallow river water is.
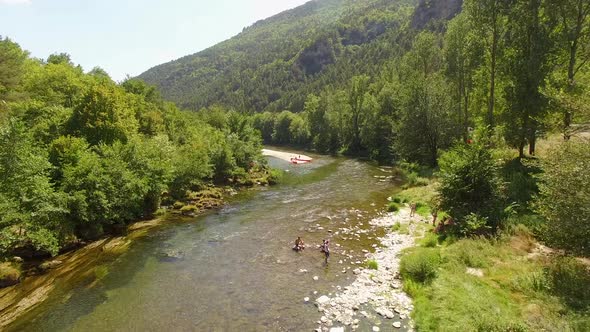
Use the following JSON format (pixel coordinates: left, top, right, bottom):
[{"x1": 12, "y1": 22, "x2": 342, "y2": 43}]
[{"x1": 7, "y1": 152, "x2": 400, "y2": 331}]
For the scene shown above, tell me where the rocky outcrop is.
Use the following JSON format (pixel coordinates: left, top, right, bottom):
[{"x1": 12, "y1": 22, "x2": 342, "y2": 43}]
[
  {"x1": 411, "y1": 0, "x2": 463, "y2": 30},
  {"x1": 0, "y1": 263, "x2": 22, "y2": 288}
]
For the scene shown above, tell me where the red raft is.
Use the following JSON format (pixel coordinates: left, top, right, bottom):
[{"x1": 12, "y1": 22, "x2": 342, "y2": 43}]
[{"x1": 290, "y1": 156, "x2": 312, "y2": 164}]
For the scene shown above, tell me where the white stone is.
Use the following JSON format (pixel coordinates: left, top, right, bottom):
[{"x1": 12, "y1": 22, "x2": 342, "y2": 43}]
[
  {"x1": 304, "y1": 297, "x2": 310, "y2": 302},
  {"x1": 313, "y1": 276, "x2": 319, "y2": 281},
  {"x1": 316, "y1": 295, "x2": 330, "y2": 306},
  {"x1": 330, "y1": 328, "x2": 344, "y2": 332},
  {"x1": 375, "y1": 307, "x2": 395, "y2": 319},
  {"x1": 393, "y1": 321, "x2": 402, "y2": 328},
  {"x1": 372, "y1": 327, "x2": 380, "y2": 332}
]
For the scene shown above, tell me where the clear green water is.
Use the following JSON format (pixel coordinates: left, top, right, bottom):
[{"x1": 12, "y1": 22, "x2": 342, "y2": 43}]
[{"x1": 8, "y1": 153, "x2": 399, "y2": 331}]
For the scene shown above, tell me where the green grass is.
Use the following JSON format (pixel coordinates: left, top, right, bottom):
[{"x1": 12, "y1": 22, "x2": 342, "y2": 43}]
[
  {"x1": 392, "y1": 182, "x2": 438, "y2": 218},
  {"x1": 401, "y1": 233, "x2": 590, "y2": 331},
  {"x1": 391, "y1": 222, "x2": 409, "y2": 235},
  {"x1": 366, "y1": 259, "x2": 379, "y2": 270},
  {"x1": 419, "y1": 232, "x2": 439, "y2": 247}
]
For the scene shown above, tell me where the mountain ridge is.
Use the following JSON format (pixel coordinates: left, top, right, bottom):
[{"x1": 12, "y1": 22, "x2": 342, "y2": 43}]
[{"x1": 138, "y1": 0, "x2": 461, "y2": 112}]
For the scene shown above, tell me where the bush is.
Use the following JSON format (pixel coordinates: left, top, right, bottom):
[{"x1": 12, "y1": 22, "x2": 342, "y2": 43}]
[
  {"x1": 400, "y1": 247, "x2": 441, "y2": 283},
  {"x1": 437, "y1": 143, "x2": 506, "y2": 235},
  {"x1": 268, "y1": 168, "x2": 284, "y2": 185},
  {"x1": 366, "y1": 259, "x2": 378, "y2": 270},
  {"x1": 179, "y1": 204, "x2": 198, "y2": 215},
  {"x1": 535, "y1": 142, "x2": 590, "y2": 256},
  {"x1": 546, "y1": 256, "x2": 590, "y2": 311},
  {"x1": 387, "y1": 202, "x2": 400, "y2": 212},
  {"x1": 420, "y1": 233, "x2": 439, "y2": 247}
]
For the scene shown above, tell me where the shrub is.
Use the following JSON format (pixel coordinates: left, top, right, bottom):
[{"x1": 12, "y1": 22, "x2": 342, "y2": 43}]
[
  {"x1": 268, "y1": 168, "x2": 284, "y2": 184},
  {"x1": 179, "y1": 204, "x2": 198, "y2": 215},
  {"x1": 535, "y1": 142, "x2": 590, "y2": 256},
  {"x1": 391, "y1": 222, "x2": 401, "y2": 232},
  {"x1": 366, "y1": 259, "x2": 379, "y2": 270},
  {"x1": 420, "y1": 233, "x2": 439, "y2": 247},
  {"x1": 387, "y1": 202, "x2": 400, "y2": 212},
  {"x1": 546, "y1": 256, "x2": 590, "y2": 311},
  {"x1": 400, "y1": 247, "x2": 441, "y2": 283},
  {"x1": 437, "y1": 143, "x2": 506, "y2": 235}
]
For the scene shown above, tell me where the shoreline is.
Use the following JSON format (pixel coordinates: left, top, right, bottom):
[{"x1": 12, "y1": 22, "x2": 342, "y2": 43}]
[
  {"x1": 262, "y1": 148, "x2": 313, "y2": 162},
  {"x1": 315, "y1": 207, "x2": 421, "y2": 331}
]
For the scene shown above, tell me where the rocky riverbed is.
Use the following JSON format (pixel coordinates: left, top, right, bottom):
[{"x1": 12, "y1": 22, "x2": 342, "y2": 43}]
[{"x1": 314, "y1": 208, "x2": 419, "y2": 332}]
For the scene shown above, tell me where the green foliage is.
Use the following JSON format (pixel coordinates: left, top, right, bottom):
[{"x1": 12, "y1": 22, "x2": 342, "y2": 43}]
[
  {"x1": 0, "y1": 37, "x2": 27, "y2": 102},
  {"x1": 438, "y1": 143, "x2": 506, "y2": 235},
  {"x1": 268, "y1": 168, "x2": 285, "y2": 185},
  {"x1": 400, "y1": 247, "x2": 441, "y2": 283},
  {"x1": 387, "y1": 202, "x2": 400, "y2": 212},
  {"x1": 366, "y1": 259, "x2": 378, "y2": 270},
  {"x1": 535, "y1": 142, "x2": 590, "y2": 256},
  {"x1": 546, "y1": 256, "x2": 590, "y2": 311},
  {"x1": 0, "y1": 119, "x2": 66, "y2": 256},
  {"x1": 139, "y1": 0, "x2": 417, "y2": 113},
  {"x1": 0, "y1": 42, "x2": 265, "y2": 257},
  {"x1": 420, "y1": 232, "x2": 439, "y2": 248},
  {"x1": 444, "y1": 238, "x2": 496, "y2": 268}
]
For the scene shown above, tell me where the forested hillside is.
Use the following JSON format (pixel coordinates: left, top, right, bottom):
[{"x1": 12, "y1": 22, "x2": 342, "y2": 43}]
[
  {"x1": 139, "y1": 0, "x2": 461, "y2": 113},
  {"x1": 0, "y1": 38, "x2": 264, "y2": 259}
]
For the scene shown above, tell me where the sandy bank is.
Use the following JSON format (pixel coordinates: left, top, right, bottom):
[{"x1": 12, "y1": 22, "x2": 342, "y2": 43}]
[{"x1": 262, "y1": 148, "x2": 312, "y2": 162}]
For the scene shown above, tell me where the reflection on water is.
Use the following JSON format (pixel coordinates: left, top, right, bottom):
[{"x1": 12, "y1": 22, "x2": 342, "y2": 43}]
[{"x1": 8, "y1": 152, "x2": 398, "y2": 331}]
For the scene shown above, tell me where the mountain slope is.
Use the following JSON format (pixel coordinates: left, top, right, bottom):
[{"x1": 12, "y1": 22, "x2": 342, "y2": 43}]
[{"x1": 139, "y1": 0, "x2": 461, "y2": 112}]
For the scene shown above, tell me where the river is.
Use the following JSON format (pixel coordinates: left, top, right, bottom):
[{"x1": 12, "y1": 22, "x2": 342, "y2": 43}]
[{"x1": 6, "y1": 152, "x2": 400, "y2": 331}]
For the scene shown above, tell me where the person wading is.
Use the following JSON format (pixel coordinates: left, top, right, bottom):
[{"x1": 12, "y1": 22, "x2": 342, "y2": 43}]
[{"x1": 320, "y1": 239, "x2": 330, "y2": 264}]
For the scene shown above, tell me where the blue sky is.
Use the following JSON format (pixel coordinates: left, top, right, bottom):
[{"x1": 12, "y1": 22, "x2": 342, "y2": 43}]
[{"x1": 0, "y1": 0, "x2": 310, "y2": 81}]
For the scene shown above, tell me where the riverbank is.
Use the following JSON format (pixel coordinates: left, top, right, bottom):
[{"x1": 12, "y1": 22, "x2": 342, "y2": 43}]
[
  {"x1": 0, "y1": 185, "x2": 240, "y2": 328},
  {"x1": 389, "y1": 184, "x2": 590, "y2": 331},
  {"x1": 314, "y1": 207, "x2": 425, "y2": 331},
  {"x1": 262, "y1": 148, "x2": 313, "y2": 162}
]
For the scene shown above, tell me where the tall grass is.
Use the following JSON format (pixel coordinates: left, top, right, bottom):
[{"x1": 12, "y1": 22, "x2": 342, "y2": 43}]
[{"x1": 400, "y1": 233, "x2": 590, "y2": 331}]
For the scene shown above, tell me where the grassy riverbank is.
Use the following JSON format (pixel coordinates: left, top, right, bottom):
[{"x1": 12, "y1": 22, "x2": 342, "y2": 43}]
[{"x1": 393, "y1": 184, "x2": 590, "y2": 331}]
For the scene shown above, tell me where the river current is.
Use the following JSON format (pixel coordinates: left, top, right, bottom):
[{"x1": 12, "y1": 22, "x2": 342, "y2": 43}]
[{"x1": 7, "y1": 152, "x2": 399, "y2": 331}]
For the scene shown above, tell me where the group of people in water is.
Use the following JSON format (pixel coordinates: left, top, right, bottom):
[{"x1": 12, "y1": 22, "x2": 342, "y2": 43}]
[{"x1": 293, "y1": 236, "x2": 330, "y2": 263}]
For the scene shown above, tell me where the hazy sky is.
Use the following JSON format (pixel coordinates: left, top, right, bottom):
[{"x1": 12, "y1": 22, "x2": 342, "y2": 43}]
[{"x1": 0, "y1": 0, "x2": 310, "y2": 81}]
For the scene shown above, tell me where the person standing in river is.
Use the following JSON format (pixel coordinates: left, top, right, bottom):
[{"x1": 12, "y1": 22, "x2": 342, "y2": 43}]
[{"x1": 320, "y1": 239, "x2": 330, "y2": 264}]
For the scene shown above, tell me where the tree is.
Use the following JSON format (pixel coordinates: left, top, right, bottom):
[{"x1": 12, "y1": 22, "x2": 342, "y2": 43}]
[
  {"x1": 0, "y1": 37, "x2": 27, "y2": 103},
  {"x1": 503, "y1": 0, "x2": 554, "y2": 157},
  {"x1": 549, "y1": 0, "x2": 590, "y2": 139},
  {"x1": 395, "y1": 74, "x2": 459, "y2": 166},
  {"x1": 535, "y1": 142, "x2": 590, "y2": 256},
  {"x1": 444, "y1": 13, "x2": 484, "y2": 140},
  {"x1": 346, "y1": 75, "x2": 370, "y2": 153},
  {"x1": 437, "y1": 143, "x2": 505, "y2": 235},
  {"x1": 463, "y1": 0, "x2": 510, "y2": 128},
  {"x1": 68, "y1": 82, "x2": 138, "y2": 145},
  {"x1": 46, "y1": 52, "x2": 73, "y2": 66},
  {"x1": 0, "y1": 119, "x2": 66, "y2": 256}
]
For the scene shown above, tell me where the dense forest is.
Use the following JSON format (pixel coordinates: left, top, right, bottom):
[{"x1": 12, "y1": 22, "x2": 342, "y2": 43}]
[
  {"x1": 140, "y1": 2, "x2": 590, "y2": 326},
  {"x1": 0, "y1": 38, "x2": 265, "y2": 258},
  {"x1": 141, "y1": 0, "x2": 589, "y2": 165}
]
